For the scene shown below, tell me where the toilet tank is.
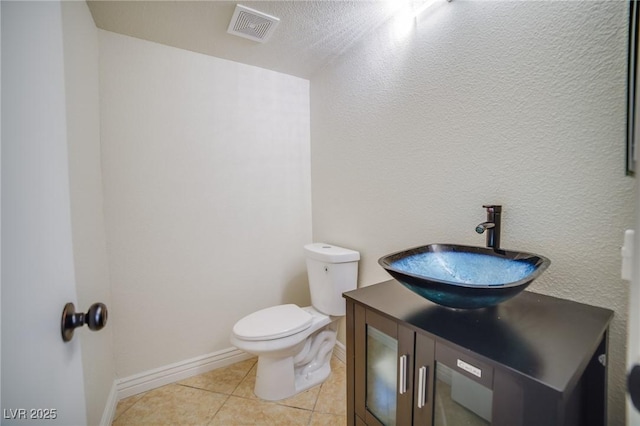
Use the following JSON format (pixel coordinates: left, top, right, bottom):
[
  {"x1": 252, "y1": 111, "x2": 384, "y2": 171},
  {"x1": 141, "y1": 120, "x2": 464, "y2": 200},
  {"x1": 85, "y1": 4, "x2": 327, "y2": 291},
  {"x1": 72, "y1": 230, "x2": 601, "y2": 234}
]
[{"x1": 304, "y1": 243, "x2": 360, "y2": 316}]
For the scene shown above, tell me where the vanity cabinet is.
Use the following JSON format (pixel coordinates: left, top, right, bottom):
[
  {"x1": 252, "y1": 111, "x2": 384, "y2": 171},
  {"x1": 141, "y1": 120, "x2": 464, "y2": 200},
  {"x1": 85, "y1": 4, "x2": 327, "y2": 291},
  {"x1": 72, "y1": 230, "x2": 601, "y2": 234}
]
[
  {"x1": 354, "y1": 306, "x2": 434, "y2": 425},
  {"x1": 344, "y1": 280, "x2": 613, "y2": 426}
]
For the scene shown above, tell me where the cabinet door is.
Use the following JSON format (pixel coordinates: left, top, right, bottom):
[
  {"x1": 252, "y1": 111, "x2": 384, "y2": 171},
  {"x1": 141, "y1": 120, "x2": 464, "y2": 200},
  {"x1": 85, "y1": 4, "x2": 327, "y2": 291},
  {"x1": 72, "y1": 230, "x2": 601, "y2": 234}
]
[
  {"x1": 433, "y1": 344, "x2": 494, "y2": 426},
  {"x1": 413, "y1": 332, "x2": 435, "y2": 425},
  {"x1": 355, "y1": 307, "x2": 419, "y2": 425}
]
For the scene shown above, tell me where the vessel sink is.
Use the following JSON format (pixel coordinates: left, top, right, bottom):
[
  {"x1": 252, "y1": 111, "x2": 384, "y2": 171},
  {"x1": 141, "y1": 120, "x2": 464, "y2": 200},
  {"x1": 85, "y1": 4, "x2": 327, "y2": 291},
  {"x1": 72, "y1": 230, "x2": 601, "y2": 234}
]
[{"x1": 378, "y1": 244, "x2": 550, "y2": 309}]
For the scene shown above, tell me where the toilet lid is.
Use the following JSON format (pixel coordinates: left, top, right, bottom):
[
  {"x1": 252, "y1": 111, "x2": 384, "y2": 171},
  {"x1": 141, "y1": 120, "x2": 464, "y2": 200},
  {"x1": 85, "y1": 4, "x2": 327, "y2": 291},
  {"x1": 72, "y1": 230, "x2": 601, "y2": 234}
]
[{"x1": 233, "y1": 304, "x2": 313, "y2": 341}]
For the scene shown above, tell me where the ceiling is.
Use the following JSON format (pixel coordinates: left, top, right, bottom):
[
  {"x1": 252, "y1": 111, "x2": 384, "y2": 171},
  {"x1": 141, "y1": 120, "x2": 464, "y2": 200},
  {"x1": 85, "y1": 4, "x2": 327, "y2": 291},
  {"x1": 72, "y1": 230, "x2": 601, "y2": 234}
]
[{"x1": 87, "y1": 1, "x2": 404, "y2": 79}]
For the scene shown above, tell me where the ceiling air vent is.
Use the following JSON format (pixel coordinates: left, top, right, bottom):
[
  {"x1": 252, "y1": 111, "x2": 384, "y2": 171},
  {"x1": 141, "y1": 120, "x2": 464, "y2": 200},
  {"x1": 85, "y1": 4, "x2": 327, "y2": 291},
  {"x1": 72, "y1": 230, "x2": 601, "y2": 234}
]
[{"x1": 227, "y1": 4, "x2": 280, "y2": 43}]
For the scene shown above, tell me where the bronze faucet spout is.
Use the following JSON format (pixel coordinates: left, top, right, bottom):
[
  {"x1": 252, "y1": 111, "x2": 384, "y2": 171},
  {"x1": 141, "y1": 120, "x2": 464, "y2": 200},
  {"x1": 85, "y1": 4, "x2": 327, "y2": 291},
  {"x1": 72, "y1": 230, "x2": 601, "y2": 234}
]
[{"x1": 476, "y1": 205, "x2": 501, "y2": 250}]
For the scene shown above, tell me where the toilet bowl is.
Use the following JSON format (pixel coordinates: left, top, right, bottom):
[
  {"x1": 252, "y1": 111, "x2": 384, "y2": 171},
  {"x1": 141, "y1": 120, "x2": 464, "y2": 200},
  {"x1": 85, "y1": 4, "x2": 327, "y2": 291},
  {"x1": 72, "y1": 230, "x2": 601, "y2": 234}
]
[
  {"x1": 230, "y1": 243, "x2": 360, "y2": 401},
  {"x1": 230, "y1": 305, "x2": 336, "y2": 400}
]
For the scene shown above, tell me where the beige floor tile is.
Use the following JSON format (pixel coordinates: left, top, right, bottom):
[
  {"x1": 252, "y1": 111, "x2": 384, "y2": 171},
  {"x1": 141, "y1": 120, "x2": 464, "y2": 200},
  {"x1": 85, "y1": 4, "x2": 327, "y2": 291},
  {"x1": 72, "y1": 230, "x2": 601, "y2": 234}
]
[
  {"x1": 113, "y1": 392, "x2": 146, "y2": 421},
  {"x1": 113, "y1": 384, "x2": 227, "y2": 425},
  {"x1": 209, "y1": 395, "x2": 312, "y2": 425},
  {"x1": 314, "y1": 358, "x2": 347, "y2": 416},
  {"x1": 113, "y1": 355, "x2": 347, "y2": 426},
  {"x1": 230, "y1": 363, "x2": 257, "y2": 399},
  {"x1": 179, "y1": 358, "x2": 257, "y2": 394},
  {"x1": 278, "y1": 385, "x2": 322, "y2": 411},
  {"x1": 309, "y1": 412, "x2": 347, "y2": 426}
]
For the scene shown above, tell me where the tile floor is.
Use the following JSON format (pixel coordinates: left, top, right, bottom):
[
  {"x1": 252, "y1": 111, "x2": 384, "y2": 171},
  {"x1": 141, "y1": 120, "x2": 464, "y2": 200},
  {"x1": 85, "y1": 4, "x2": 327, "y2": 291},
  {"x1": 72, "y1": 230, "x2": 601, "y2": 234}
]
[{"x1": 112, "y1": 356, "x2": 347, "y2": 425}]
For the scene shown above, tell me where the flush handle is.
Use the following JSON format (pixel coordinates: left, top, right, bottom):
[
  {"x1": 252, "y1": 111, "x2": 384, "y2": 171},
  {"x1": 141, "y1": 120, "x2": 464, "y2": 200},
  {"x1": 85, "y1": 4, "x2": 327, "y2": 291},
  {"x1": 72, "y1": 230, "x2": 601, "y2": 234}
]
[{"x1": 61, "y1": 302, "x2": 108, "y2": 342}]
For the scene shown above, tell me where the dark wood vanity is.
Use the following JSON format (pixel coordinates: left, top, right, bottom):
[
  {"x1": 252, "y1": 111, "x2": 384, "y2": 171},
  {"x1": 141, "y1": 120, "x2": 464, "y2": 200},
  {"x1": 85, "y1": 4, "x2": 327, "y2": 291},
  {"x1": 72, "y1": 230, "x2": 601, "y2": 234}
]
[{"x1": 344, "y1": 280, "x2": 613, "y2": 426}]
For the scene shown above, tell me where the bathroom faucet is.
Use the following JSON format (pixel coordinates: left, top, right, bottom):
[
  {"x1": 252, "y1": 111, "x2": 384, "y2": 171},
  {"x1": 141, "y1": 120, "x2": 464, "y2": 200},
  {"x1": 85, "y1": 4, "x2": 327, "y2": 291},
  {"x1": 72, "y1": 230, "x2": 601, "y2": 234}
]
[{"x1": 476, "y1": 205, "x2": 502, "y2": 250}]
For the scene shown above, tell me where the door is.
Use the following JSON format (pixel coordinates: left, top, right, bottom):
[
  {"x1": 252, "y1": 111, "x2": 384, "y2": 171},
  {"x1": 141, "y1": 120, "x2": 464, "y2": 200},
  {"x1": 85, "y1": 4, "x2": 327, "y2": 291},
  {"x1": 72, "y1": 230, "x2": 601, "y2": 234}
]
[
  {"x1": 413, "y1": 333, "x2": 435, "y2": 425},
  {"x1": 630, "y1": 171, "x2": 640, "y2": 425},
  {"x1": 354, "y1": 305, "x2": 434, "y2": 425},
  {"x1": 1, "y1": 1, "x2": 87, "y2": 424},
  {"x1": 432, "y1": 344, "x2": 493, "y2": 426}
]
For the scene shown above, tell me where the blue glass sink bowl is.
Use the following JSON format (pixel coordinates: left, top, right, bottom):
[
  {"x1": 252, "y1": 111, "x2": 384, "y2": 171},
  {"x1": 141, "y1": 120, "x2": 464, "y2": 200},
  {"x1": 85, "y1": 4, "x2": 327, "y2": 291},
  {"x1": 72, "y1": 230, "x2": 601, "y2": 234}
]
[{"x1": 378, "y1": 244, "x2": 551, "y2": 309}]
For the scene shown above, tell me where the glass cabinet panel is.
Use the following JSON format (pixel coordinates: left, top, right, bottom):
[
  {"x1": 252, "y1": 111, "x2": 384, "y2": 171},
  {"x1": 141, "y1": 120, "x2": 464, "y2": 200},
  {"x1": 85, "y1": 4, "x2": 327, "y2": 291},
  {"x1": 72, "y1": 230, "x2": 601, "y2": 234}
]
[
  {"x1": 434, "y1": 362, "x2": 492, "y2": 426},
  {"x1": 366, "y1": 325, "x2": 398, "y2": 426}
]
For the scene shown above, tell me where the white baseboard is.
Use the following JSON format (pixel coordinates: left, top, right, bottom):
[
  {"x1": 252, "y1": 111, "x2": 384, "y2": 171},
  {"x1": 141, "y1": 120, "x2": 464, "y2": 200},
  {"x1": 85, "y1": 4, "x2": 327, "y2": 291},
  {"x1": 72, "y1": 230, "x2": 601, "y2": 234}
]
[
  {"x1": 100, "y1": 381, "x2": 118, "y2": 426},
  {"x1": 333, "y1": 340, "x2": 346, "y2": 364},
  {"x1": 116, "y1": 347, "x2": 253, "y2": 400},
  {"x1": 109, "y1": 341, "x2": 345, "y2": 416}
]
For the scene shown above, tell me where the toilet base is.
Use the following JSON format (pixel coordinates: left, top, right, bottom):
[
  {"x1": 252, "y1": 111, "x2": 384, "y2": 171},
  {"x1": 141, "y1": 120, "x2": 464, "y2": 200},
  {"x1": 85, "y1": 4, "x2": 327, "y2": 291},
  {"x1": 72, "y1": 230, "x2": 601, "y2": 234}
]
[
  {"x1": 255, "y1": 355, "x2": 298, "y2": 401},
  {"x1": 253, "y1": 326, "x2": 337, "y2": 401}
]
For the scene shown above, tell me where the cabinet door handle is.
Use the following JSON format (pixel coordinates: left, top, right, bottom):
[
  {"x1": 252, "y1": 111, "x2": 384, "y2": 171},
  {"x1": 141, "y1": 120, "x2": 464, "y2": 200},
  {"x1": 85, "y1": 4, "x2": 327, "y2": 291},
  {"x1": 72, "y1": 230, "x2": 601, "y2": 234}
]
[
  {"x1": 417, "y1": 366, "x2": 428, "y2": 408},
  {"x1": 399, "y1": 354, "x2": 407, "y2": 394}
]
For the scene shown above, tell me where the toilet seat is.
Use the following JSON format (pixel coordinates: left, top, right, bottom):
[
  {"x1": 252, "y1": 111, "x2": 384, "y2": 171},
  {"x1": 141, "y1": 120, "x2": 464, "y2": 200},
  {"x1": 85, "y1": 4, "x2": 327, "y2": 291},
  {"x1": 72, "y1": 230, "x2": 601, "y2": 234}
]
[{"x1": 233, "y1": 304, "x2": 313, "y2": 341}]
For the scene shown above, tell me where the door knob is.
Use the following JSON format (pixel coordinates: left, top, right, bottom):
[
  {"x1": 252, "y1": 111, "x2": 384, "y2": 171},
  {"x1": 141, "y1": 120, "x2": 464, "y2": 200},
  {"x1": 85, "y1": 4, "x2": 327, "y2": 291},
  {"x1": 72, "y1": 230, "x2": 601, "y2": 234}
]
[
  {"x1": 61, "y1": 302, "x2": 108, "y2": 342},
  {"x1": 629, "y1": 364, "x2": 640, "y2": 411}
]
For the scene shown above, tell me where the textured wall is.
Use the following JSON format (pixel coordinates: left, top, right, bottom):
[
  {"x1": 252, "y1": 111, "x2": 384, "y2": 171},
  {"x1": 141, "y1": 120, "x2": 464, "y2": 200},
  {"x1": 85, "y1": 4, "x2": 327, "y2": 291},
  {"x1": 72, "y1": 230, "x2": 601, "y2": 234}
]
[
  {"x1": 311, "y1": 1, "x2": 634, "y2": 423},
  {"x1": 99, "y1": 31, "x2": 311, "y2": 377}
]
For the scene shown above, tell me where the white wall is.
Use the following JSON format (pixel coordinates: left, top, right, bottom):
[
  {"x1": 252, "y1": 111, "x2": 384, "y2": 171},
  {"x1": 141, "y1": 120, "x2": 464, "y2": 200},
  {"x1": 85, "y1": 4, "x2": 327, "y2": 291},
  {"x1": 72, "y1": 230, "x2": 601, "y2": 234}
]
[
  {"x1": 99, "y1": 31, "x2": 312, "y2": 377},
  {"x1": 311, "y1": 1, "x2": 634, "y2": 424},
  {"x1": 60, "y1": 2, "x2": 116, "y2": 425}
]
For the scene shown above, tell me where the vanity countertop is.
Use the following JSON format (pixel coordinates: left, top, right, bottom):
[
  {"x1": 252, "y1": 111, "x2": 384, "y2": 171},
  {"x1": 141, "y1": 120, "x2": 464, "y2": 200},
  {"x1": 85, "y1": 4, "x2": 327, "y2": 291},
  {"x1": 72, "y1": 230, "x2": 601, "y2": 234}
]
[{"x1": 343, "y1": 279, "x2": 614, "y2": 397}]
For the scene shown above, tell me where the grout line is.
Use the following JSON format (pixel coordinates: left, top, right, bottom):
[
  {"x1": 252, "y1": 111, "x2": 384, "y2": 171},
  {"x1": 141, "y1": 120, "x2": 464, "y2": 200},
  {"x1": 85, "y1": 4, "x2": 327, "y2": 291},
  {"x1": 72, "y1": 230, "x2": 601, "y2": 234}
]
[
  {"x1": 229, "y1": 358, "x2": 257, "y2": 396},
  {"x1": 206, "y1": 393, "x2": 231, "y2": 426},
  {"x1": 172, "y1": 357, "x2": 258, "y2": 397},
  {"x1": 112, "y1": 391, "x2": 149, "y2": 423},
  {"x1": 176, "y1": 383, "x2": 231, "y2": 396},
  {"x1": 310, "y1": 382, "x2": 322, "y2": 414}
]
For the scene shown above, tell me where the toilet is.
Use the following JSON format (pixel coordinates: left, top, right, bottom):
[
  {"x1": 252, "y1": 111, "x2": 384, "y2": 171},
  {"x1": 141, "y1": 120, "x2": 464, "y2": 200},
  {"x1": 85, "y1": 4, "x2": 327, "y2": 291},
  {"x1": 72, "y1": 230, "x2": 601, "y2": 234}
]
[{"x1": 230, "y1": 243, "x2": 360, "y2": 401}]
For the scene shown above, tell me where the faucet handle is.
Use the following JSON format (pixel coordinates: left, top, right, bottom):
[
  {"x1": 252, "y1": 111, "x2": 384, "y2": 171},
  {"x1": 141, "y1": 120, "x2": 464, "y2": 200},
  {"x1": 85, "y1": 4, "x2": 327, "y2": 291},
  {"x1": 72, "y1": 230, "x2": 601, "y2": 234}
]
[{"x1": 482, "y1": 204, "x2": 502, "y2": 212}]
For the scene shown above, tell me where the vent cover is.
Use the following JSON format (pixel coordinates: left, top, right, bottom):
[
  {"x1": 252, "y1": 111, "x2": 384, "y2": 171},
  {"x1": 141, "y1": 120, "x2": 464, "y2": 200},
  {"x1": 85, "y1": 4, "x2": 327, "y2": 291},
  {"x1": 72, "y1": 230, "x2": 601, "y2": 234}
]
[{"x1": 227, "y1": 4, "x2": 280, "y2": 43}]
